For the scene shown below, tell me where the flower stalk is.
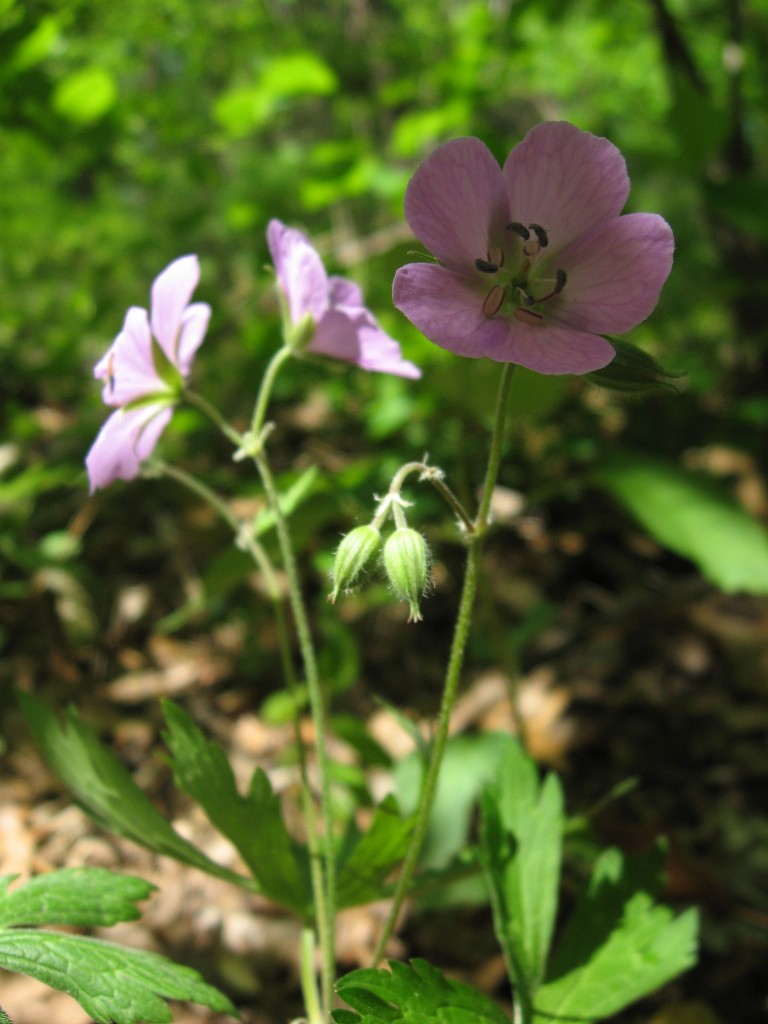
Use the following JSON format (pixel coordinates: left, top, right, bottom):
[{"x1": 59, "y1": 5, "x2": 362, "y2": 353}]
[{"x1": 371, "y1": 361, "x2": 516, "y2": 964}]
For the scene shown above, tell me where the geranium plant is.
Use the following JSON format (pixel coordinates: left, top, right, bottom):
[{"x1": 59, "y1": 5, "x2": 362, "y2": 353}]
[{"x1": 9, "y1": 122, "x2": 697, "y2": 1024}]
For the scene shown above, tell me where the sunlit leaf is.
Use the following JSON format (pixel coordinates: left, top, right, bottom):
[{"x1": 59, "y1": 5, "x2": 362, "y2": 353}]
[
  {"x1": 19, "y1": 694, "x2": 252, "y2": 889},
  {"x1": 161, "y1": 701, "x2": 312, "y2": 915},
  {"x1": 533, "y1": 846, "x2": 698, "y2": 1022},
  {"x1": 596, "y1": 454, "x2": 768, "y2": 594},
  {"x1": 334, "y1": 958, "x2": 509, "y2": 1024},
  {"x1": 0, "y1": 930, "x2": 235, "y2": 1024},
  {"x1": 0, "y1": 869, "x2": 153, "y2": 929},
  {"x1": 479, "y1": 739, "x2": 564, "y2": 996}
]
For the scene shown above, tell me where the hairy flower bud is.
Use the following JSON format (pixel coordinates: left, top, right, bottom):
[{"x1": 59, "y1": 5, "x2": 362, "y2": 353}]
[
  {"x1": 328, "y1": 525, "x2": 381, "y2": 603},
  {"x1": 383, "y1": 528, "x2": 430, "y2": 622}
]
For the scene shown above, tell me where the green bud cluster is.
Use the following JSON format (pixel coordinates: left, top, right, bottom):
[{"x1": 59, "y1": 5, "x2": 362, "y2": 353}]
[
  {"x1": 382, "y1": 528, "x2": 430, "y2": 623},
  {"x1": 328, "y1": 525, "x2": 382, "y2": 603}
]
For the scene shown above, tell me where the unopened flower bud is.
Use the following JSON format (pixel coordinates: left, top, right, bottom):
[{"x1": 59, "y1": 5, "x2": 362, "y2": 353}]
[
  {"x1": 383, "y1": 528, "x2": 430, "y2": 622},
  {"x1": 587, "y1": 339, "x2": 683, "y2": 393},
  {"x1": 329, "y1": 525, "x2": 381, "y2": 603}
]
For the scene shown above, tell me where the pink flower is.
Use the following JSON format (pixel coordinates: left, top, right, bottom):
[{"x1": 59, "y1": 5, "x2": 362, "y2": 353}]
[
  {"x1": 86, "y1": 255, "x2": 211, "y2": 491},
  {"x1": 267, "y1": 219, "x2": 420, "y2": 379},
  {"x1": 393, "y1": 122, "x2": 674, "y2": 375}
]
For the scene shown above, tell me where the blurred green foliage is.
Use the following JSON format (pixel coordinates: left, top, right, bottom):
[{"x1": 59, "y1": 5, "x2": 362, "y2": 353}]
[{"x1": 0, "y1": 0, "x2": 766, "y2": 650}]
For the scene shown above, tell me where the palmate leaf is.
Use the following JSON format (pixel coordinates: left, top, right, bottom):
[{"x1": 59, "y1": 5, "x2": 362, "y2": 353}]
[
  {"x1": 334, "y1": 958, "x2": 509, "y2": 1024},
  {"x1": 533, "y1": 846, "x2": 698, "y2": 1023},
  {"x1": 336, "y1": 795, "x2": 414, "y2": 909},
  {"x1": 0, "y1": 868, "x2": 153, "y2": 929},
  {"x1": 0, "y1": 930, "x2": 235, "y2": 1024},
  {"x1": 0, "y1": 870, "x2": 235, "y2": 1023},
  {"x1": 479, "y1": 739, "x2": 564, "y2": 998},
  {"x1": 18, "y1": 693, "x2": 252, "y2": 890},
  {"x1": 160, "y1": 701, "x2": 312, "y2": 916}
]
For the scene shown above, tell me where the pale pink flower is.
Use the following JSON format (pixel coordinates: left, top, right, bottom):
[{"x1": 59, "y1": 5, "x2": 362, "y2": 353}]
[
  {"x1": 86, "y1": 255, "x2": 210, "y2": 491},
  {"x1": 393, "y1": 122, "x2": 674, "y2": 375},
  {"x1": 267, "y1": 219, "x2": 420, "y2": 379}
]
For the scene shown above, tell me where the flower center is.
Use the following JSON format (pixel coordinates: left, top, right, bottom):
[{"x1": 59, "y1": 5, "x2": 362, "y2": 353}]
[{"x1": 475, "y1": 221, "x2": 567, "y2": 326}]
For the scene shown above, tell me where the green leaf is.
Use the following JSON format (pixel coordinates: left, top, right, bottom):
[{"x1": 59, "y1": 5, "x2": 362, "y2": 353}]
[
  {"x1": 0, "y1": 930, "x2": 235, "y2": 1024},
  {"x1": 334, "y1": 958, "x2": 510, "y2": 1024},
  {"x1": 396, "y1": 733, "x2": 510, "y2": 870},
  {"x1": 533, "y1": 846, "x2": 698, "y2": 1022},
  {"x1": 479, "y1": 740, "x2": 564, "y2": 997},
  {"x1": 595, "y1": 454, "x2": 768, "y2": 595},
  {"x1": 336, "y1": 796, "x2": 414, "y2": 909},
  {"x1": 0, "y1": 1007, "x2": 13, "y2": 1024},
  {"x1": 0, "y1": 869, "x2": 154, "y2": 928},
  {"x1": 161, "y1": 701, "x2": 312, "y2": 916},
  {"x1": 18, "y1": 693, "x2": 252, "y2": 889}
]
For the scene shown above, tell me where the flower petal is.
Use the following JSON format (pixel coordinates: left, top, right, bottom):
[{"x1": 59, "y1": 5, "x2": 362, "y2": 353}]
[
  {"x1": 85, "y1": 403, "x2": 173, "y2": 492},
  {"x1": 328, "y1": 275, "x2": 364, "y2": 308},
  {"x1": 267, "y1": 219, "x2": 329, "y2": 324},
  {"x1": 310, "y1": 308, "x2": 421, "y2": 378},
  {"x1": 491, "y1": 319, "x2": 615, "y2": 375},
  {"x1": 394, "y1": 262, "x2": 614, "y2": 373},
  {"x1": 176, "y1": 301, "x2": 211, "y2": 376},
  {"x1": 95, "y1": 307, "x2": 163, "y2": 407},
  {"x1": 503, "y1": 122, "x2": 630, "y2": 254},
  {"x1": 403, "y1": 138, "x2": 509, "y2": 272},
  {"x1": 150, "y1": 255, "x2": 201, "y2": 363},
  {"x1": 394, "y1": 263, "x2": 503, "y2": 358},
  {"x1": 552, "y1": 213, "x2": 674, "y2": 334}
]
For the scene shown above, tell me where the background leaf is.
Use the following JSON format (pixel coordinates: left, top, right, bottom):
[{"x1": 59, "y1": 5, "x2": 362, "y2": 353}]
[
  {"x1": 596, "y1": 454, "x2": 768, "y2": 595},
  {"x1": 335, "y1": 795, "x2": 414, "y2": 909}
]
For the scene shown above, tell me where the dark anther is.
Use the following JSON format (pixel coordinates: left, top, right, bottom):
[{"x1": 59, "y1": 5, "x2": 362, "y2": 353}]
[
  {"x1": 506, "y1": 221, "x2": 530, "y2": 240},
  {"x1": 529, "y1": 224, "x2": 549, "y2": 247},
  {"x1": 475, "y1": 258, "x2": 499, "y2": 273},
  {"x1": 554, "y1": 268, "x2": 567, "y2": 293}
]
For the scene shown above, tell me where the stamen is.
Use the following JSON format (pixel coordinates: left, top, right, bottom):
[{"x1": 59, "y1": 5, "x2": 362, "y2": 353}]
[
  {"x1": 533, "y1": 268, "x2": 568, "y2": 303},
  {"x1": 482, "y1": 285, "x2": 506, "y2": 318},
  {"x1": 507, "y1": 221, "x2": 530, "y2": 240},
  {"x1": 529, "y1": 224, "x2": 549, "y2": 247},
  {"x1": 514, "y1": 307, "x2": 544, "y2": 327},
  {"x1": 487, "y1": 246, "x2": 504, "y2": 267},
  {"x1": 475, "y1": 258, "x2": 499, "y2": 274}
]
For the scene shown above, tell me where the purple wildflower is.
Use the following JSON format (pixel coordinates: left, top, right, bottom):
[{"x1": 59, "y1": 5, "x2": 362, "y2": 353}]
[
  {"x1": 86, "y1": 255, "x2": 211, "y2": 491},
  {"x1": 393, "y1": 121, "x2": 674, "y2": 375},
  {"x1": 267, "y1": 219, "x2": 420, "y2": 379}
]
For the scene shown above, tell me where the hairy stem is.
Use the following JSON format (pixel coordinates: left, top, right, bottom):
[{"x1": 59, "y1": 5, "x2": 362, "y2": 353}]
[
  {"x1": 255, "y1": 450, "x2": 336, "y2": 1016},
  {"x1": 371, "y1": 363, "x2": 515, "y2": 964}
]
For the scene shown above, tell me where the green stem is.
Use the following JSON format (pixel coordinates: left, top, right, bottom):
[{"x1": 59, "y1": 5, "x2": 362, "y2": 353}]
[
  {"x1": 150, "y1": 457, "x2": 329, "y2": 1014},
  {"x1": 375, "y1": 461, "x2": 474, "y2": 534},
  {"x1": 255, "y1": 450, "x2": 336, "y2": 1017},
  {"x1": 371, "y1": 363, "x2": 515, "y2": 965},
  {"x1": 184, "y1": 390, "x2": 246, "y2": 449},
  {"x1": 250, "y1": 345, "x2": 293, "y2": 440},
  {"x1": 300, "y1": 928, "x2": 324, "y2": 1024}
]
